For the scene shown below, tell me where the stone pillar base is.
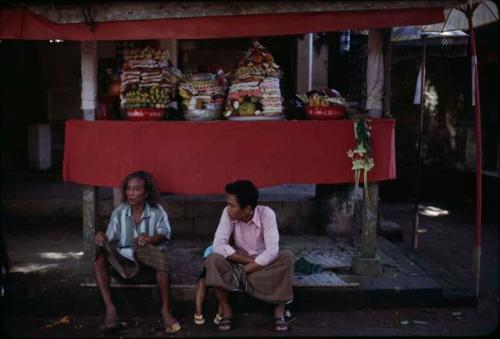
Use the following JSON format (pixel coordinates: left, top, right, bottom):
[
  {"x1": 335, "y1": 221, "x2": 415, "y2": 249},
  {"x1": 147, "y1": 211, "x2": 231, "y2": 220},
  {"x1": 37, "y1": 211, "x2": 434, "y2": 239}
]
[{"x1": 351, "y1": 256, "x2": 382, "y2": 276}]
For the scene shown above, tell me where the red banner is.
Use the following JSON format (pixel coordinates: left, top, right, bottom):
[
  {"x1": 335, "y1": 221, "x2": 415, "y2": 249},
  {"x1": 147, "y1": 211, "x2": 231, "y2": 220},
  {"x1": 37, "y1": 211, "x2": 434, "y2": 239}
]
[
  {"x1": 1, "y1": 7, "x2": 443, "y2": 40},
  {"x1": 63, "y1": 119, "x2": 396, "y2": 194}
]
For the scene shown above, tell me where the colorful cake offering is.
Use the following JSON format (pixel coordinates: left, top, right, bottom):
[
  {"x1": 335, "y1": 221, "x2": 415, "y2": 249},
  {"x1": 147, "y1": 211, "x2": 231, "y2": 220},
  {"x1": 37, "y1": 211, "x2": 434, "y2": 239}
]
[
  {"x1": 178, "y1": 71, "x2": 226, "y2": 120},
  {"x1": 225, "y1": 41, "x2": 284, "y2": 120}
]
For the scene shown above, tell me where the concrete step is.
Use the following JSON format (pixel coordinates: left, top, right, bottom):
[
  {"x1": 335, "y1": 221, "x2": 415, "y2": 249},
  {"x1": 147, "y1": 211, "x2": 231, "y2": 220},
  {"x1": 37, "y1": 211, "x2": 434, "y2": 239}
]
[
  {"x1": 3, "y1": 235, "x2": 476, "y2": 318},
  {"x1": 2, "y1": 190, "x2": 321, "y2": 235},
  {"x1": 4, "y1": 284, "x2": 453, "y2": 319}
]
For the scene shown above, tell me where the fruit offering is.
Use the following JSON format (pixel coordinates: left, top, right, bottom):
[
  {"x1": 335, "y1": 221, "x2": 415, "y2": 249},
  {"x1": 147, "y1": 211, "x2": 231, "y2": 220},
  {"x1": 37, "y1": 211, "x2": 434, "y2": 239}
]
[
  {"x1": 306, "y1": 88, "x2": 347, "y2": 108},
  {"x1": 120, "y1": 46, "x2": 182, "y2": 111},
  {"x1": 178, "y1": 71, "x2": 226, "y2": 113},
  {"x1": 301, "y1": 89, "x2": 347, "y2": 120},
  {"x1": 225, "y1": 41, "x2": 283, "y2": 119}
]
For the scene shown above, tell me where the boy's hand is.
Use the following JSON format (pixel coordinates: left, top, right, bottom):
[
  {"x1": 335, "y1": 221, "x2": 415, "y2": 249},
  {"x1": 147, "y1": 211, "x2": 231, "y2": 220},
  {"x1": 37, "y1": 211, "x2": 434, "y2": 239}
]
[
  {"x1": 243, "y1": 261, "x2": 262, "y2": 274},
  {"x1": 137, "y1": 234, "x2": 152, "y2": 247},
  {"x1": 95, "y1": 231, "x2": 107, "y2": 246}
]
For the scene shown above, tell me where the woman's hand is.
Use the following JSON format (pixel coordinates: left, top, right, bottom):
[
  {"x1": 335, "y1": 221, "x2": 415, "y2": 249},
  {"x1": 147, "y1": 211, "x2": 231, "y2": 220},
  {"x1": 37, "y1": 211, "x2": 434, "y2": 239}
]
[
  {"x1": 137, "y1": 233, "x2": 152, "y2": 247},
  {"x1": 95, "y1": 231, "x2": 107, "y2": 246}
]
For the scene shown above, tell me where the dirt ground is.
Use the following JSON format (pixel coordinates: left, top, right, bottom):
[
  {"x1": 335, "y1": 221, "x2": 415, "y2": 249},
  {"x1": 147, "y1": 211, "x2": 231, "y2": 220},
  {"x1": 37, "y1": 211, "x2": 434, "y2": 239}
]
[{"x1": 2, "y1": 199, "x2": 498, "y2": 337}]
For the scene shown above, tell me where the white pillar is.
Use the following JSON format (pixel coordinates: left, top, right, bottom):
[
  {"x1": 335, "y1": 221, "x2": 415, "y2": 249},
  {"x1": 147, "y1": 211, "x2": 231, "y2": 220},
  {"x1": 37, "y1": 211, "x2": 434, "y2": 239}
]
[
  {"x1": 296, "y1": 33, "x2": 313, "y2": 93},
  {"x1": 28, "y1": 124, "x2": 52, "y2": 170},
  {"x1": 81, "y1": 41, "x2": 98, "y2": 259},
  {"x1": 365, "y1": 30, "x2": 384, "y2": 118},
  {"x1": 312, "y1": 43, "x2": 329, "y2": 90},
  {"x1": 113, "y1": 187, "x2": 122, "y2": 207},
  {"x1": 159, "y1": 40, "x2": 178, "y2": 66}
]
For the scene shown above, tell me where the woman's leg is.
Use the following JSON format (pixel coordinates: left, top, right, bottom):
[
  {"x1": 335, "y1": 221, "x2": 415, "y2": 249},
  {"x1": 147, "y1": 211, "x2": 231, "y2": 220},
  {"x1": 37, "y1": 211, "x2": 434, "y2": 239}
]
[
  {"x1": 93, "y1": 253, "x2": 118, "y2": 325},
  {"x1": 156, "y1": 270, "x2": 173, "y2": 319}
]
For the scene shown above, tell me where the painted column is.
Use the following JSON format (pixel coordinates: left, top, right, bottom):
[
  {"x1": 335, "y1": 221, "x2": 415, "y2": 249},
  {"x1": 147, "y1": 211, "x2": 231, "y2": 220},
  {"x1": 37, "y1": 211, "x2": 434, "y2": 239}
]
[
  {"x1": 81, "y1": 41, "x2": 98, "y2": 259},
  {"x1": 352, "y1": 183, "x2": 381, "y2": 275}
]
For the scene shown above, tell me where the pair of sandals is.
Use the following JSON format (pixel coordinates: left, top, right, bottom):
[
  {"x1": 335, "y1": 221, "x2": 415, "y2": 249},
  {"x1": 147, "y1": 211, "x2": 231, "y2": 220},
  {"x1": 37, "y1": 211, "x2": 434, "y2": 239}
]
[
  {"x1": 193, "y1": 312, "x2": 231, "y2": 331},
  {"x1": 194, "y1": 312, "x2": 223, "y2": 326},
  {"x1": 217, "y1": 316, "x2": 288, "y2": 332}
]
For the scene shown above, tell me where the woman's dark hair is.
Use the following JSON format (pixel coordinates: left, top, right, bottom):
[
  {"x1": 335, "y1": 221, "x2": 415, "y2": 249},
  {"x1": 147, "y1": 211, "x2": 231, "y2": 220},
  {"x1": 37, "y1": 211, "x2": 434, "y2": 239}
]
[
  {"x1": 225, "y1": 180, "x2": 258, "y2": 209},
  {"x1": 121, "y1": 170, "x2": 159, "y2": 207}
]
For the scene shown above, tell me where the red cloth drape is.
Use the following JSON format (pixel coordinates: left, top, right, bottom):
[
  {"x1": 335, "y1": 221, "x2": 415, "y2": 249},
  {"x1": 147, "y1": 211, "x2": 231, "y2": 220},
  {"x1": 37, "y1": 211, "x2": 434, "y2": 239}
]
[
  {"x1": 1, "y1": 7, "x2": 443, "y2": 40},
  {"x1": 63, "y1": 119, "x2": 396, "y2": 194}
]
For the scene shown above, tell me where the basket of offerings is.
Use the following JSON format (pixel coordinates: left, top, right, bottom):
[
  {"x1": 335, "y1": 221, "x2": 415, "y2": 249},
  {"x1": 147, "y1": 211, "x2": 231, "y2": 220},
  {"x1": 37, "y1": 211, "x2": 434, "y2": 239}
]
[
  {"x1": 303, "y1": 89, "x2": 347, "y2": 120},
  {"x1": 179, "y1": 72, "x2": 226, "y2": 121},
  {"x1": 225, "y1": 41, "x2": 284, "y2": 121},
  {"x1": 120, "y1": 46, "x2": 182, "y2": 120},
  {"x1": 125, "y1": 107, "x2": 166, "y2": 121}
]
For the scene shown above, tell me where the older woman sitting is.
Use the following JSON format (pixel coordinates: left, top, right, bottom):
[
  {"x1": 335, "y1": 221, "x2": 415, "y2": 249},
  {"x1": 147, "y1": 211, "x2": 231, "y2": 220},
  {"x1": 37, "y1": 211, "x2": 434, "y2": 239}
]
[{"x1": 93, "y1": 170, "x2": 181, "y2": 334}]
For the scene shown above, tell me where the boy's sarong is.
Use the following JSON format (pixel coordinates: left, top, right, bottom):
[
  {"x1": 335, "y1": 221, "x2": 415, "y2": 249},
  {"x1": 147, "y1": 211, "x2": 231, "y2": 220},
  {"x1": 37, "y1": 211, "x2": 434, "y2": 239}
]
[
  {"x1": 204, "y1": 250, "x2": 294, "y2": 304},
  {"x1": 94, "y1": 240, "x2": 169, "y2": 282}
]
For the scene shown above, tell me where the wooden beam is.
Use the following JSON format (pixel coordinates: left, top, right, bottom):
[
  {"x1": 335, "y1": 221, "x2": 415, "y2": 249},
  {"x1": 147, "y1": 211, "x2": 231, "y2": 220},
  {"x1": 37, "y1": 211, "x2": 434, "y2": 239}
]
[
  {"x1": 27, "y1": 1, "x2": 461, "y2": 23},
  {"x1": 81, "y1": 41, "x2": 98, "y2": 260}
]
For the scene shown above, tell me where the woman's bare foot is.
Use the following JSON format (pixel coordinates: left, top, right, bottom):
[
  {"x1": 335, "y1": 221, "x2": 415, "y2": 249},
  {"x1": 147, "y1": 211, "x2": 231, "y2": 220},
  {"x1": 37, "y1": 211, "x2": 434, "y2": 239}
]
[
  {"x1": 161, "y1": 308, "x2": 181, "y2": 333},
  {"x1": 99, "y1": 309, "x2": 119, "y2": 331}
]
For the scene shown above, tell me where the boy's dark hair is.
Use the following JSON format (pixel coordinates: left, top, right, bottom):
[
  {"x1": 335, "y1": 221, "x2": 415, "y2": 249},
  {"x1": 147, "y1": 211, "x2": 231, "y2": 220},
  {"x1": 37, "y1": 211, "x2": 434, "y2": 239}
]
[
  {"x1": 121, "y1": 170, "x2": 159, "y2": 207},
  {"x1": 225, "y1": 180, "x2": 258, "y2": 209}
]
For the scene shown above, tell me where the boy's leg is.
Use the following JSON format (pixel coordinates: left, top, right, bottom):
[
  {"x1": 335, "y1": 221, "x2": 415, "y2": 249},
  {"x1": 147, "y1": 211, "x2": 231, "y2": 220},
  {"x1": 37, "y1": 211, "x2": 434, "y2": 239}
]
[
  {"x1": 213, "y1": 287, "x2": 232, "y2": 318},
  {"x1": 274, "y1": 304, "x2": 285, "y2": 319},
  {"x1": 93, "y1": 253, "x2": 118, "y2": 326},
  {"x1": 195, "y1": 278, "x2": 206, "y2": 315},
  {"x1": 274, "y1": 304, "x2": 288, "y2": 331}
]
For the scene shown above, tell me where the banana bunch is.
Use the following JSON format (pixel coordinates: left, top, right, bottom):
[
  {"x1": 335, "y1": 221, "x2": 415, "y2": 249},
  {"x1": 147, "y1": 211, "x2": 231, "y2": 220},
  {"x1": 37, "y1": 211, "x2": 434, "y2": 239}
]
[
  {"x1": 307, "y1": 93, "x2": 330, "y2": 107},
  {"x1": 307, "y1": 93, "x2": 346, "y2": 107},
  {"x1": 124, "y1": 47, "x2": 169, "y2": 62},
  {"x1": 149, "y1": 85, "x2": 169, "y2": 106},
  {"x1": 190, "y1": 80, "x2": 215, "y2": 89},
  {"x1": 124, "y1": 86, "x2": 169, "y2": 108}
]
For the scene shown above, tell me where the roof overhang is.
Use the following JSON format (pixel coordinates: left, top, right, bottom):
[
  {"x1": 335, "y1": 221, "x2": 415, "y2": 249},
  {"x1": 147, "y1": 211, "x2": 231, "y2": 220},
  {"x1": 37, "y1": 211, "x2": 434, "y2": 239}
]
[{"x1": 0, "y1": 1, "x2": 464, "y2": 41}]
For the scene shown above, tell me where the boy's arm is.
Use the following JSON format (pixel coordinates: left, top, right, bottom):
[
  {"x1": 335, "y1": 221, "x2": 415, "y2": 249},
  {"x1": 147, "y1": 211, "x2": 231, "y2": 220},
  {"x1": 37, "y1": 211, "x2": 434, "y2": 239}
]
[{"x1": 213, "y1": 207, "x2": 238, "y2": 258}]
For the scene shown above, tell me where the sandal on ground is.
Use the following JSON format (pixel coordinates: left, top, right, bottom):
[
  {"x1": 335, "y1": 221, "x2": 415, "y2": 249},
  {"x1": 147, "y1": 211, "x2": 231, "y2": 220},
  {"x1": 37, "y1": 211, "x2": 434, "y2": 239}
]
[
  {"x1": 274, "y1": 317, "x2": 288, "y2": 332},
  {"x1": 194, "y1": 313, "x2": 205, "y2": 325},
  {"x1": 218, "y1": 317, "x2": 232, "y2": 331},
  {"x1": 213, "y1": 313, "x2": 223, "y2": 325},
  {"x1": 164, "y1": 317, "x2": 181, "y2": 334}
]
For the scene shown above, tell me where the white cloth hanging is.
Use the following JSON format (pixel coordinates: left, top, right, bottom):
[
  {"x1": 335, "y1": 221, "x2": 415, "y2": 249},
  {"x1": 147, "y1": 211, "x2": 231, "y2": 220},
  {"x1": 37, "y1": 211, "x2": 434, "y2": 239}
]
[{"x1": 413, "y1": 64, "x2": 423, "y2": 105}]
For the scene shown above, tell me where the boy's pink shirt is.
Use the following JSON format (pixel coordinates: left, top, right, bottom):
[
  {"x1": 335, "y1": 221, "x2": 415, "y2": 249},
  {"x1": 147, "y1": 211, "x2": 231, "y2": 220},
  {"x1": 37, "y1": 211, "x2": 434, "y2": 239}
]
[{"x1": 212, "y1": 205, "x2": 279, "y2": 266}]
